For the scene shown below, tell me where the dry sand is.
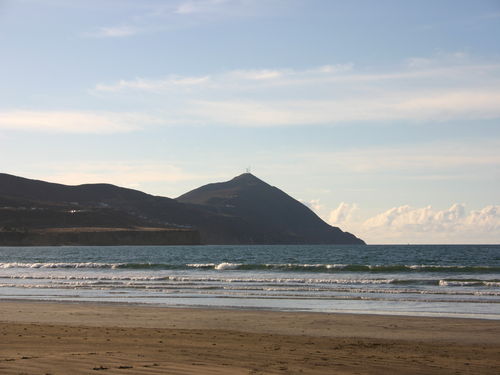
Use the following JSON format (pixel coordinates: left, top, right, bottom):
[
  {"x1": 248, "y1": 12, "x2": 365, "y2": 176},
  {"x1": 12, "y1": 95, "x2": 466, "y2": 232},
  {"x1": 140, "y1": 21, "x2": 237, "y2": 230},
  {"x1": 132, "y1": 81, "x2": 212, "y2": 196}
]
[{"x1": 0, "y1": 300, "x2": 499, "y2": 374}]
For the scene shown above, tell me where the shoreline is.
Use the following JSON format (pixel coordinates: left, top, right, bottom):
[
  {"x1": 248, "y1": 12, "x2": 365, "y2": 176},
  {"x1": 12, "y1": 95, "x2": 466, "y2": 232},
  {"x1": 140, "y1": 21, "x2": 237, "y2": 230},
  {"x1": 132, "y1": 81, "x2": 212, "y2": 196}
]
[
  {"x1": 2, "y1": 297, "x2": 500, "y2": 321},
  {"x1": 1, "y1": 300, "x2": 499, "y2": 374}
]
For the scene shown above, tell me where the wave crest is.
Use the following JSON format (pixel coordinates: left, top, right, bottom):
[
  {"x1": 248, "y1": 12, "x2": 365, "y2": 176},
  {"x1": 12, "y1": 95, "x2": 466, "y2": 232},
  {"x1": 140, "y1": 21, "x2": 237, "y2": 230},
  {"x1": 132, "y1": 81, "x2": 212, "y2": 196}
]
[{"x1": 1, "y1": 262, "x2": 499, "y2": 273}]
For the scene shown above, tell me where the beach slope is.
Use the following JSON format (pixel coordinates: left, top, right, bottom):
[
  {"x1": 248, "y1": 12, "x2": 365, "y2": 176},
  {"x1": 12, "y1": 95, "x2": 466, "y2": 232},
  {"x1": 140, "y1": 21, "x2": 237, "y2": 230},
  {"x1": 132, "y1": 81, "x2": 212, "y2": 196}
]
[{"x1": 0, "y1": 301, "x2": 499, "y2": 374}]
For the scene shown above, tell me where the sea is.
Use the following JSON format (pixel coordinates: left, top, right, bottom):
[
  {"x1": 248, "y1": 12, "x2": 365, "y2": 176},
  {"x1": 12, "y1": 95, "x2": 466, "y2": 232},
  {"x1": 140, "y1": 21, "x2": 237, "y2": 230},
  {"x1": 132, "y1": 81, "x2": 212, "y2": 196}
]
[{"x1": 1, "y1": 244, "x2": 499, "y2": 319}]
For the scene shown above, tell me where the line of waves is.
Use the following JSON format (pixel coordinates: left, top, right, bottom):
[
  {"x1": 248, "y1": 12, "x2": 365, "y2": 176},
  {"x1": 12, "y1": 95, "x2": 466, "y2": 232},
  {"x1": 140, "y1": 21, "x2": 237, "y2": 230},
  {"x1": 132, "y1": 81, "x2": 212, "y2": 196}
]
[
  {"x1": 2, "y1": 262, "x2": 500, "y2": 273},
  {"x1": 2, "y1": 274, "x2": 500, "y2": 287}
]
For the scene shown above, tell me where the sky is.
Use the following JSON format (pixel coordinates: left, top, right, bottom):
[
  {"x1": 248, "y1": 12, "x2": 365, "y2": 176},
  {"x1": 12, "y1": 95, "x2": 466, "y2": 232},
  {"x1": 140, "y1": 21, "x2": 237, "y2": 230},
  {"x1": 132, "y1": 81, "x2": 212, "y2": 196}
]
[{"x1": 0, "y1": 0, "x2": 499, "y2": 244}]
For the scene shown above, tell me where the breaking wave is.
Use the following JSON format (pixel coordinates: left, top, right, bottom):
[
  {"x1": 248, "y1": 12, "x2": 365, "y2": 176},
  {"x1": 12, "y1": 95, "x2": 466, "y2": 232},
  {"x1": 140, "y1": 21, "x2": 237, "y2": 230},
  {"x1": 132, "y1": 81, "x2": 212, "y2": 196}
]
[
  {"x1": 2, "y1": 273, "x2": 499, "y2": 288},
  {"x1": 1, "y1": 262, "x2": 500, "y2": 273}
]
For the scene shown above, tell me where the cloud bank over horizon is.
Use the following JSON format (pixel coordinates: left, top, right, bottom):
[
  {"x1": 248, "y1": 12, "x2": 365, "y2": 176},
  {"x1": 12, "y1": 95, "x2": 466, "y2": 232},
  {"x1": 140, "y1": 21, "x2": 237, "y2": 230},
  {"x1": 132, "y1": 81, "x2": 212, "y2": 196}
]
[{"x1": 324, "y1": 202, "x2": 500, "y2": 244}]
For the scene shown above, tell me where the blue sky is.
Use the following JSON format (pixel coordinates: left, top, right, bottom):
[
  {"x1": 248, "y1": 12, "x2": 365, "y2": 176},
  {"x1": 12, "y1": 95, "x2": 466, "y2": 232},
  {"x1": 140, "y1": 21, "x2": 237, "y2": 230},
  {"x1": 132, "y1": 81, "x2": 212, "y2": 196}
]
[{"x1": 1, "y1": 0, "x2": 499, "y2": 243}]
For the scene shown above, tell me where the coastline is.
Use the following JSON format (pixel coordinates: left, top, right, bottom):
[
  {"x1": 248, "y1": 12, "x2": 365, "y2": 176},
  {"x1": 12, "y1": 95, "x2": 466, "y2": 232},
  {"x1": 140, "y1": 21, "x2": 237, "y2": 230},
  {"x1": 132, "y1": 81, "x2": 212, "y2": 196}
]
[
  {"x1": 1, "y1": 297, "x2": 499, "y2": 321},
  {"x1": 1, "y1": 300, "x2": 499, "y2": 374}
]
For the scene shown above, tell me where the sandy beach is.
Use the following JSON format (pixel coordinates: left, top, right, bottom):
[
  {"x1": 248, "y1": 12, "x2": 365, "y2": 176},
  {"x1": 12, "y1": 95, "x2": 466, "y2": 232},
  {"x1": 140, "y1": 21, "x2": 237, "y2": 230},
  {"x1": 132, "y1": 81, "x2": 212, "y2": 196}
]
[{"x1": 0, "y1": 301, "x2": 498, "y2": 374}]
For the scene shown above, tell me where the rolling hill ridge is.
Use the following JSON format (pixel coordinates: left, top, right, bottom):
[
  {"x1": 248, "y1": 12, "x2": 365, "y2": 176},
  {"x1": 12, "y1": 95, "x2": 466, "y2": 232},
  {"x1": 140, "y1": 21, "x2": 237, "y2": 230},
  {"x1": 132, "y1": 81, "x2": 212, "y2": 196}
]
[{"x1": 0, "y1": 172, "x2": 365, "y2": 245}]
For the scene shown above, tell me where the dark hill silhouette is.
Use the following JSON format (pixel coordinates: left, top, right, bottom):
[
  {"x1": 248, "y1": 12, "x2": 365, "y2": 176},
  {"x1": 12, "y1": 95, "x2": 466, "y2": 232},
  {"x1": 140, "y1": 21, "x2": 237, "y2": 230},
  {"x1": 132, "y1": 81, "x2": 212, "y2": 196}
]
[
  {"x1": 0, "y1": 172, "x2": 170, "y2": 206},
  {"x1": 0, "y1": 172, "x2": 364, "y2": 245},
  {"x1": 177, "y1": 173, "x2": 364, "y2": 244},
  {"x1": 0, "y1": 173, "x2": 231, "y2": 238}
]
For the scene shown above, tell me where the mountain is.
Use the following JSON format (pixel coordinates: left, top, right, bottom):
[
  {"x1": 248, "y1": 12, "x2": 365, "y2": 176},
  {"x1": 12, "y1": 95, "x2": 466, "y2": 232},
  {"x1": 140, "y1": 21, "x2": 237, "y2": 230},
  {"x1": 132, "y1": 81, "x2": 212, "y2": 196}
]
[
  {"x1": 177, "y1": 173, "x2": 364, "y2": 244},
  {"x1": 0, "y1": 172, "x2": 365, "y2": 245}
]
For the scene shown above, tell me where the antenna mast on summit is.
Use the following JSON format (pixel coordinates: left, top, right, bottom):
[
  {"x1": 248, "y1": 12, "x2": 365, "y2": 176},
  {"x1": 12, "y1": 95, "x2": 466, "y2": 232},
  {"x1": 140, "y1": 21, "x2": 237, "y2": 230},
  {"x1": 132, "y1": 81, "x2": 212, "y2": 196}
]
[{"x1": 246, "y1": 166, "x2": 251, "y2": 174}]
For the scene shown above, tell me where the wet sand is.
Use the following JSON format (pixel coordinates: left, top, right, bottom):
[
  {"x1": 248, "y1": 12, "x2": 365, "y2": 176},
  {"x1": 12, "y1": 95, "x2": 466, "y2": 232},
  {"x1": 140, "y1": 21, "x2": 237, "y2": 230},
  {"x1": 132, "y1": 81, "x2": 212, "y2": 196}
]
[{"x1": 0, "y1": 301, "x2": 499, "y2": 374}]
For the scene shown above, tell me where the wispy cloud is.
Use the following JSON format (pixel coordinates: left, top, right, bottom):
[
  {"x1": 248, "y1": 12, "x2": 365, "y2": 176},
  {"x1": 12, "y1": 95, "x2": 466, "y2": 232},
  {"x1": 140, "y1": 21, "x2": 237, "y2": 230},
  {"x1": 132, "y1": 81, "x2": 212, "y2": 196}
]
[
  {"x1": 304, "y1": 140, "x2": 500, "y2": 174},
  {"x1": 94, "y1": 64, "x2": 353, "y2": 92},
  {"x1": 174, "y1": 0, "x2": 230, "y2": 15},
  {"x1": 93, "y1": 54, "x2": 500, "y2": 126},
  {"x1": 184, "y1": 90, "x2": 500, "y2": 126},
  {"x1": 42, "y1": 161, "x2": 199, "y2": 188},
  {"x1": 82, "y1": 0, "x2": 286, "y2": 38},
  {"x1": 96, "y1": 75, "x2": 211, "y2": 92},
  {"x1": 0, "y1": 110, "x2": 151, "y2": 133},
  {"x1": 83, "y1": 26, "x2": 140, "y2": 38}
]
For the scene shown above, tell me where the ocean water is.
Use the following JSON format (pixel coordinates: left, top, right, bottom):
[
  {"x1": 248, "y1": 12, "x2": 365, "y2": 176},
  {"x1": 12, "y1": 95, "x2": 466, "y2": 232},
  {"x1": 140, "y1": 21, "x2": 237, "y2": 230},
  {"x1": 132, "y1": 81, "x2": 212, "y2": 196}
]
[{"x1": 0, "y1": 244, "x2": 499, "y2": 319}]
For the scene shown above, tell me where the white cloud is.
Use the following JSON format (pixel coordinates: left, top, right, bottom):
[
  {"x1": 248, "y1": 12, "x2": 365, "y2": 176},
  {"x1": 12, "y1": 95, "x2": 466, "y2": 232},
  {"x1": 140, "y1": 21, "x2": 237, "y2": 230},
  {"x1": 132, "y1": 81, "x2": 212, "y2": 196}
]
[
  {"x1": 303, "y1": 140, "x2": 500, "y2": 174},
  {"x1": 170, "y1": 0, "x2": 288, "y2": 18},
  {"x1": 309, "y1": 64, "x2": 354, "y2": 74},
  {"x1": 174, "y1": 0, "x2": 229, "y2": 15},
  {"x1": 405, "y1": 51, "x2": 468, "y2": 69},
  {"x1": 82, "y1": 0, "x2": 284, "y2": 38},
  {"x1": 94, "y1": 64, "x2": 355, "y2": 93},
  {"x1": 328, "y1": 202, "x2": 359, "y2": 225},
  {"x1": 226, "y1": 69, "x2": 286, "y2": 81},
  {"x1": 183, "y1": 90, "x2": 500, "y2": 126},
  {"x1": 406, "y1": 57, "x2": 434, "y2": 69},
  {"x1": 96, "y1": 75, "x2": 211, "y2": 92},
  {"x1": 94, "y1": 55, "x2": 500, "y2": 127},
  {"x1": 299, "y1": 199, "x2": 324, "y2": 214},
  {"x1": 326, "y1": 203, "x2": 500, "y2": 244},
  {"x1": 83, "y1": 26, "x2": 140, "y2": 38},
  {"x1": 465, "y1": 206, "x2": 500, "y2": 232},
  {"x1": 363, "y1": 204, "x2": 468, "y2": 232},
  {"x1": 0, "y1": 110, "x2": 150, "y2": 133}
]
